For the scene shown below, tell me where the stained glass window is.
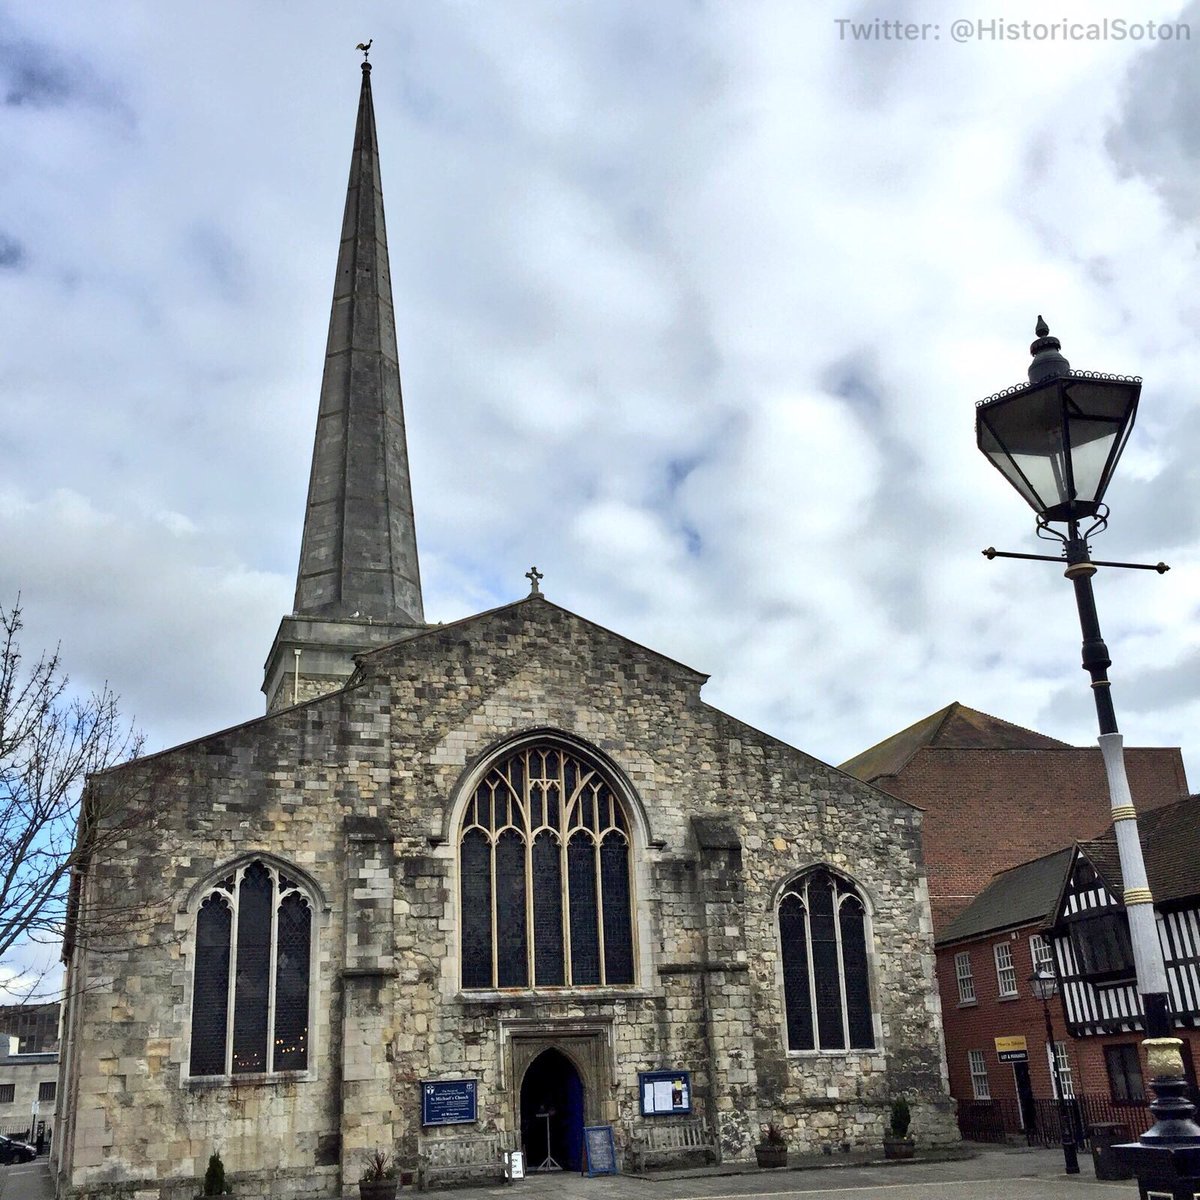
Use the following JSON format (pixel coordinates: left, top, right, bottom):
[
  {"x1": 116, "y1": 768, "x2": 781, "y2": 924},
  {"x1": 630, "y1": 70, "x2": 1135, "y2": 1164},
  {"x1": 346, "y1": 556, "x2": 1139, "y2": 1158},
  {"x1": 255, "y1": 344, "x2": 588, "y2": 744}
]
[
  {"x1": 190, "y1": 859, "x2": 313, "y2": 1076},
  {"x1": 190, "y1": 894, "x2": 232, "y2": 1075},
  {"x1": 459, "y1": 741, "x2": 636, "y2": 989},
  {"x1": 778, "y1": 869, "x2": 875, "y2": 1051}
]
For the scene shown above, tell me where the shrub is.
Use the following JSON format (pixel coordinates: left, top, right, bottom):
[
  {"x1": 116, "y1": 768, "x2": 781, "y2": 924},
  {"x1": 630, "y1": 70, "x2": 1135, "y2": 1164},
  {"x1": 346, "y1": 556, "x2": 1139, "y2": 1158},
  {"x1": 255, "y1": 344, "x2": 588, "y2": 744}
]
[
  {"x1": 889, "y1": 1097, "x2": 912, "y2": 1139},
  {"x1": 203, "y1": 1152, "x2": 229, "y2": 1196},
  {"x1": 360, "y1": 1150, "x2": 398, "y2": 1182},
  {"x1": 760, "y1": 1122, "x2": 787, "y2": 1147}
]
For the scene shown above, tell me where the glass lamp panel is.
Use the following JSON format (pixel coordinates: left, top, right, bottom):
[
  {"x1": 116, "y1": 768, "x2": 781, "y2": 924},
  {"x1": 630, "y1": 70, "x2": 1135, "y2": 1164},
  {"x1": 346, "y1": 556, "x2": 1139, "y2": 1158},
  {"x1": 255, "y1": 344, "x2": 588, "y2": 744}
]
[
  {"x1": 1061, "y1": 379, "x2": 1139, "y2": 510},
  {"x1": 977, "y1": 382, "x2": 1071, "y2": 516}
]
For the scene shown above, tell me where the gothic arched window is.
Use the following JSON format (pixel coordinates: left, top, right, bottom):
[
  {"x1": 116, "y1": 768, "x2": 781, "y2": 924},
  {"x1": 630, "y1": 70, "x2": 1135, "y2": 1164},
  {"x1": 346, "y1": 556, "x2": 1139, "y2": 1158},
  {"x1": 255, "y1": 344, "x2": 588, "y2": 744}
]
[
  {"x1": 459, "y1": 743, "x2": 635, "y2": 989},
  {"x1": 189, "y1": 859, "x2": 314, "y2": 1076},
  {"x1": 778, "y1": 868, "x2": 874, "y2": 1052}
]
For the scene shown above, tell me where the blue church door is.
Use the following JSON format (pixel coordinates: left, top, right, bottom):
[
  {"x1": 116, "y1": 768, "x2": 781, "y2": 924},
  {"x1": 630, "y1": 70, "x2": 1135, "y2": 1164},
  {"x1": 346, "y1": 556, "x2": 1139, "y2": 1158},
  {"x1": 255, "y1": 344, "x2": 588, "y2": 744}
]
[{"x1": 520, "y1": 1048, "x2": 586, "y2": 1172}]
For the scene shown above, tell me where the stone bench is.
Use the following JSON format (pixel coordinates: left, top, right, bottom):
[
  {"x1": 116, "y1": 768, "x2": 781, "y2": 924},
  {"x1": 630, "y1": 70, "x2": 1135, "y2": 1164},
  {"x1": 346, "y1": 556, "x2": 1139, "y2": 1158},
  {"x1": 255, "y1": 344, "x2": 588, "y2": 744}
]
[
  {"x1": 629, "y1": 1119, "x2": 719, "y2": 1172},
  {"x1": 416, "y1": 1133, "x2": 511, "y2": 1190}
]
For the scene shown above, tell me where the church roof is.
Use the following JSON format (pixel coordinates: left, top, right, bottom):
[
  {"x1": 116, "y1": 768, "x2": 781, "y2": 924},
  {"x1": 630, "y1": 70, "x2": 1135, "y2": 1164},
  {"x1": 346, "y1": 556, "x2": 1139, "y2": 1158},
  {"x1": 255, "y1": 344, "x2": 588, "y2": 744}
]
[
  {"x1": 839, "y1": 701, "x2": 1071, "y2": 783},
  {"x1": 292, "y1": 60, "x2": 424, "y2": 626},
  {"x1": 351, "y1": 593, "x2": 710, "y2": 684}
]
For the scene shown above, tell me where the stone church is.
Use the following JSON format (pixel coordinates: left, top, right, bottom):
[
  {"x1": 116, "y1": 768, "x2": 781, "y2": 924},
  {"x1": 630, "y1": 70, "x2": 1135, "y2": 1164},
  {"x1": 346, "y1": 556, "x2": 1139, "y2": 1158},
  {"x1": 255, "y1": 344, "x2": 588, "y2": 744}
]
[{"x1": 54, "y1": 61, "x2": 956, "y2": 1199}]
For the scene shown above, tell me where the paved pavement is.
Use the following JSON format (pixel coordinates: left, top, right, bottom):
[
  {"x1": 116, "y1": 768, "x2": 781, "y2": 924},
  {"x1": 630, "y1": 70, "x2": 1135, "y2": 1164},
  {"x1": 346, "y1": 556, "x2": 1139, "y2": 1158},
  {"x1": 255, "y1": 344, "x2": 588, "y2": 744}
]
[
  {"x1": 0, "y1": 1157, "x2": 53, "y2": 1200},
  {"x1": 4, "y1": 1145, "x2": 1135, "y2": 1200},
  {"x1": 414, "y1": 1146, "x2": 1128, "y2": 1200}
]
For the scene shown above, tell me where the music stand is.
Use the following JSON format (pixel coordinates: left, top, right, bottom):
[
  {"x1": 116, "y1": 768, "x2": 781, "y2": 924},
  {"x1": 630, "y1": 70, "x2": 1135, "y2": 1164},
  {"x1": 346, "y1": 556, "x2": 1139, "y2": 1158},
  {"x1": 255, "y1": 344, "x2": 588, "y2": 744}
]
[{"x1": 532, "y1": 1108, "x2": 562, "y2": 1171}]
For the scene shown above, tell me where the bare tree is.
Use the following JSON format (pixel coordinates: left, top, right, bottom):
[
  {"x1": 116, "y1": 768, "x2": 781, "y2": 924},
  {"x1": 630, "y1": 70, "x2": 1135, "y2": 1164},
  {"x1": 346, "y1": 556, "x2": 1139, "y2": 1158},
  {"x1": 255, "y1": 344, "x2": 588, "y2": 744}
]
[{"x1": 0, "y1": 597, "x2": 143, "y2": 975}]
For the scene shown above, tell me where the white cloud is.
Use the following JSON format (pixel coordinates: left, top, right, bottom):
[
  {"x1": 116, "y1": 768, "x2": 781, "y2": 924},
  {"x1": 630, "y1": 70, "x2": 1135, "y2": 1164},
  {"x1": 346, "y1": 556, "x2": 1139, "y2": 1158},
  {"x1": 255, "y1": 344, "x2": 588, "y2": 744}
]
[{"x1": 1, "y1": 0, "x2": 1198, "y2": 982}]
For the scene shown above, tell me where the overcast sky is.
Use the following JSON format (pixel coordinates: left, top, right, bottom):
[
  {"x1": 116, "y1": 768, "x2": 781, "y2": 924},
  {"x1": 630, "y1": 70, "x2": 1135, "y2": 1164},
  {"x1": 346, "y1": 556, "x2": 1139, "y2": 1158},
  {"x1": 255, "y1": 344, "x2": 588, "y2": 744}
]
[{"x1": 2, "y1": 1, "x2": 1199, "y2": 977}]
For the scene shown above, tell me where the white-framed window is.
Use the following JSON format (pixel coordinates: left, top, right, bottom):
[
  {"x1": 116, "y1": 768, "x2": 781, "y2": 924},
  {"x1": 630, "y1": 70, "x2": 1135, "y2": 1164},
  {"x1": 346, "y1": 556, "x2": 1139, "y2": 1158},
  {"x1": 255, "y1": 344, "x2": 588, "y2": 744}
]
[
  {"x1": 969, "y1": 1049, "x2": 991, "y2": 1099},
  {"x1": 994, "y1": 941, "x2": 1018, "y2": 997},
  {"x1": 1049, "y1": 1041, "x2": 1075, "y2": 1099},
  {"x1": 189, "y1": 859, "x2": 315, "y2": 1077},
  {"x1": 1029, "y1": 932, "x2": 1054, "y2": 973},
  {"x1": 778, "y1": 867, "x2": 875, "y2": 1052},
  {"x1": 955, "y1": 950, "x2": 976, "y2": 1003}
]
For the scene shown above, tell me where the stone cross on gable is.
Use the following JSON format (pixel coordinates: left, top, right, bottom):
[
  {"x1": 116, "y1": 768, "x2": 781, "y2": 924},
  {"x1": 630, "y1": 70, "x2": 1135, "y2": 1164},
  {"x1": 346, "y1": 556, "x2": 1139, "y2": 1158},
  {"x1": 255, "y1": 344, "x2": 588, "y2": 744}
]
[{"x1": 525, "y1": 566, "x2": 544, "y2": 596}]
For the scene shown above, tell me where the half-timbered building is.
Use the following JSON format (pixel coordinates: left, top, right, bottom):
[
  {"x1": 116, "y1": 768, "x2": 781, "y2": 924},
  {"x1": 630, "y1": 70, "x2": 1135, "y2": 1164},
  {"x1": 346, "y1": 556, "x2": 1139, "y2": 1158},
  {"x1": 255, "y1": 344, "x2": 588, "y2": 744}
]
[
  {"x1": 1046, "y1": 796, "x2": 1200, "y2": 1097},
  {"x1": 936, "y1": 793, "x2": 1200, "y2": 1143}
]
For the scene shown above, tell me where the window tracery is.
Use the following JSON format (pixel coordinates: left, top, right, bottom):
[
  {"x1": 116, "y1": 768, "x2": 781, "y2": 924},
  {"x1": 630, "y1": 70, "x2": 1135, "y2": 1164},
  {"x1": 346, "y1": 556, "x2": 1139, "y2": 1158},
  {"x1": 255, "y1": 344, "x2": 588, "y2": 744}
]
[
  {"x1": 459, "y1": 743, "x2": 635, "y2": 989},
  {"x1": 778, "y1": 867, "x2": 874, "y2": 1051},
  {"x1": 189, "y1": 859, "x2": 313, "y2": 1077}
]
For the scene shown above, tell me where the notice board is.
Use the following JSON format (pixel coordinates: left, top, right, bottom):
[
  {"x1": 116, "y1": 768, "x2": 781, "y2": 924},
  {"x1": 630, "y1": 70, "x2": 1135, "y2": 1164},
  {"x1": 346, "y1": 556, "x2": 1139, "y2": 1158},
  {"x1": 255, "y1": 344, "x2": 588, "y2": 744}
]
[{"x1": 638, "y1": 1069, "x2": 692, "y2": 1116}]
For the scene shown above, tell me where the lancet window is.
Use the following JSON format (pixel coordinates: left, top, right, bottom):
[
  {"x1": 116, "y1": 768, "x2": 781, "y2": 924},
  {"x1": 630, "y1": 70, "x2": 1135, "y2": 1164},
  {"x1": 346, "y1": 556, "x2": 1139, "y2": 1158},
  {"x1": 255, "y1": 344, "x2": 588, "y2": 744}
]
[
  {"x1": 189, "y1": 859, "x2": 313, "y2": 1077},
  {"x1": 778, "y1": 868, "x2": 874, "y2": 1051},
  {"x1": 459, "y1": 743, "x2": 635, "y2": 989}
]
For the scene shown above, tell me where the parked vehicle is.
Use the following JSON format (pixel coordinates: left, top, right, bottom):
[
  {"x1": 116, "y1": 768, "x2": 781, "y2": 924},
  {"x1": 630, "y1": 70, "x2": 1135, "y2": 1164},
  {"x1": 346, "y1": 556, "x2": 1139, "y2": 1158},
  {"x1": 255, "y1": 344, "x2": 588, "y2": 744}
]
[{"x1": 0, "y1": 1135, "x2": 37, "y2": 1164}]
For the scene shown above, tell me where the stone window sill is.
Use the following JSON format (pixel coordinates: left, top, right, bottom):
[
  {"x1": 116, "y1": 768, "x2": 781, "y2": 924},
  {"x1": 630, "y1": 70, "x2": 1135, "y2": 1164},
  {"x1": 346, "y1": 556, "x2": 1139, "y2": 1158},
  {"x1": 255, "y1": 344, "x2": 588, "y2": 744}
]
[
  {"x1": 457, "y1": 987, "x2": 652, "y2": 1004},
  {"x1": 957, "y1": 999, "x2": 978, "y2": 1008},
  {"x1": 186, "y1": 1071, "x2": 312, "y2": 1089}
]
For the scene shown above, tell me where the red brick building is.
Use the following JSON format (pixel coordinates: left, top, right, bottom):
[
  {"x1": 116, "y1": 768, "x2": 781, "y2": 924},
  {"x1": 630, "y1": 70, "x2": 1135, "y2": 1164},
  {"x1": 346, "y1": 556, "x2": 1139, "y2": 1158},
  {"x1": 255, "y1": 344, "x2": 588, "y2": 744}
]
[
  {"x1": 935, "y1": 800, "x2": 1200, "y2": 1140},
  {"x1": 840, "y1": 702, "x2": 1188, "y2": 933}
]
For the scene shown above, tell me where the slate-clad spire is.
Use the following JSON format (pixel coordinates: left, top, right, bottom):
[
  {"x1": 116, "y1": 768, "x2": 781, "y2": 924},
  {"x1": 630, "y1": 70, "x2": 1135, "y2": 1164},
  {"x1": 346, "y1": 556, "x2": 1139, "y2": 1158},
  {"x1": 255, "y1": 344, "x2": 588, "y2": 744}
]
[{"x1": 293, "y1": 60, "x2": 423, "y2": 624}]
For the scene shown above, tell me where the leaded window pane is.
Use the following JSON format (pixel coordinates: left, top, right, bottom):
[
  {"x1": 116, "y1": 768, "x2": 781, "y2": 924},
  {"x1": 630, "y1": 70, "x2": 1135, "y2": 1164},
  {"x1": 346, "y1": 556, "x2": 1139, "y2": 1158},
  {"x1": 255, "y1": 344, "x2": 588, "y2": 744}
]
[
  {"x1": 191, "y1": 894, "x2": 231, "y2": 1075},
  {"x1": 232, "y1": 862, "x2": 272, "y2": 1073},
  {"x1": 809, "y1": 874, "x2": 844, "y2": 1049},
  {"x1": 779, "y1": 869, "x2": 875, "y2": 1054},
  {"x1": 600, "y1": 833, "x2": 634, "y2": 985},
  {"x1": 460, "y1": 830, "x2": 493, "y2": 988},
  {"x1": 532, "y1": 832, "x2": 565, "y2": 986},
  {"x1": 274, "y1": 893, "x2": 311, "y2": 1070},
  {"x1": 840, "y1": 900, "x2": 874, "y2": 1049},
  {"x1": 460, "y1": 742, "x2": 636, "y2": 990},
  {"x1": 568, "y1": 833, "x2": 600, "y2": 985},
  {"x1": 496, "y1": 830, "x2": 529, "y2": 988},
  {"x1": 779, "y1": 894, "x2": 812, "y2": 1050}
]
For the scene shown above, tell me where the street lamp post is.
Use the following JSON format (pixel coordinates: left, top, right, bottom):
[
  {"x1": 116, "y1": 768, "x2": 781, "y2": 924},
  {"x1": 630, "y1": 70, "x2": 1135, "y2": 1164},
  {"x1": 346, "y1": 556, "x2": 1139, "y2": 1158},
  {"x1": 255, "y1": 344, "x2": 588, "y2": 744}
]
[
  {"x1": 1030, "y1": 966, "x2": 1079, "y2": 1175},
  {"x1": 976, "y1": 319, "x2": 1200, "y2": 1198}
]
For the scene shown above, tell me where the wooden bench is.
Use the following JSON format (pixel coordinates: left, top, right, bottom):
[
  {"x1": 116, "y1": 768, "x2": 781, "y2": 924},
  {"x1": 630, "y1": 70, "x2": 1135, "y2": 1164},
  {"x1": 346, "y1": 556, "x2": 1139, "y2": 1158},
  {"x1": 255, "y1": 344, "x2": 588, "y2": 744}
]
[
  {"x1": 629, "y1": 1119, "x2": 719, "y2": 1172},
  {"x1": 417, "y1": 1133, "x2": 511, "y2": 1190}
]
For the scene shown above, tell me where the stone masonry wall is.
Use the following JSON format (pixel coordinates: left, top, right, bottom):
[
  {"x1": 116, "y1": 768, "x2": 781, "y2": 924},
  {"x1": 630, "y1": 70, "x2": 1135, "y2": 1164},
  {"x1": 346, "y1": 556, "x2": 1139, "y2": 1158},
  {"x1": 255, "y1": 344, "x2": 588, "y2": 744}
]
[{"x1": 59, "y1": 597, "x2": 956, "y2": 1199}]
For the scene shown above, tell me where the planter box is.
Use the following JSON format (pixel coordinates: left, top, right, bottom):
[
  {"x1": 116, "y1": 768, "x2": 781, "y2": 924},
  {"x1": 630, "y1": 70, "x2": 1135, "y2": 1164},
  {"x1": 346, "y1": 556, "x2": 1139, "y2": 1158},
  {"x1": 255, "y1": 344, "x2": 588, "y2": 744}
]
[
  {"x1": 754, "y1": 1144, "x2": 788, "y2": 1168},
  {"x1": 359, "y1": 1181, "x2": 399, "y2": 1200},
  {"x1": 883, "y1": 1136, "x2": 914, "y2": 1160}
]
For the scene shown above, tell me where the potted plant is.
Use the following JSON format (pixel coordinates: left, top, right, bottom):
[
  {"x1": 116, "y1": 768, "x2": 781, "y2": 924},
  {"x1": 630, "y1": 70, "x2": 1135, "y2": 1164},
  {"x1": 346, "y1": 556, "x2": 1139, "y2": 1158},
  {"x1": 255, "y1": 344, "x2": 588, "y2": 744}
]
[
  {"x1": 754, "y1": 1122, "x2": 788, "y2": 1168},
  {"x1": 883, "y1": 1097, "x2": 914, "y2": 1160},
  {"x1": 198, "y1": 1151, "x2": 232, "y2": 1196},
  {"x1": 360, "y1": 1150, "x2": 399, "y2": 1200}
]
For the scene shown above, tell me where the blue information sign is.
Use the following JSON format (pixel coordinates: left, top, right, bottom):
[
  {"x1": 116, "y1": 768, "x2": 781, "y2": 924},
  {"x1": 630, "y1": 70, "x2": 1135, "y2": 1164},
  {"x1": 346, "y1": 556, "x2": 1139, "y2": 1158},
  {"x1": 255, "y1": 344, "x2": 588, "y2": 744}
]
[{"x1": 421, "y1": 1078, "x2": 478, "y2": 1127}]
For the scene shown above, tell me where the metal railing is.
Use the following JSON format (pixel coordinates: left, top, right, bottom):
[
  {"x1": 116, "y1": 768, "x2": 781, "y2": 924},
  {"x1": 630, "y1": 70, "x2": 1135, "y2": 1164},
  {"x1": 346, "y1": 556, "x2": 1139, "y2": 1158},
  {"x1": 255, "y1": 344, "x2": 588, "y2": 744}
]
[{"x1": 957, "y1": 1094, "x2": 1151, "y2": 1148}]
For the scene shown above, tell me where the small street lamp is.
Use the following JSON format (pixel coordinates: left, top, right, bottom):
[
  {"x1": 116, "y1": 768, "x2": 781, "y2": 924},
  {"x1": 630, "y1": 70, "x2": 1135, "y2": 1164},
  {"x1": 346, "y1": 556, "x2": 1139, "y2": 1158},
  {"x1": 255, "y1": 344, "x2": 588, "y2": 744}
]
[
  {"x1": 977, "y1": 320, "x2": 1200, "y2": 1197},
  {"x1": 1030, "y1": 966, "x2": 1079, "y2": 1174}
]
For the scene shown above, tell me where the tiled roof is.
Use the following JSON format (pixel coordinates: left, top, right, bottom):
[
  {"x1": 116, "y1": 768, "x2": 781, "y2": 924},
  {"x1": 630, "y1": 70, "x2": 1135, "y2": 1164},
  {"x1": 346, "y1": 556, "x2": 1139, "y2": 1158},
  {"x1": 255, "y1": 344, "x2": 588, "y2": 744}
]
[
  {"x1": 936, "y1": 847, "x2": 1074, "y2": 944},
  {"x1": 938, "y1": 794, "x2": 1200, "y2": 944},
  {"x1": 1080, "y1": 794, "x2": 1200, "y2": 904},
  {"x1": 839, "y1": 701, "x2": 1070, "y2": 783}
]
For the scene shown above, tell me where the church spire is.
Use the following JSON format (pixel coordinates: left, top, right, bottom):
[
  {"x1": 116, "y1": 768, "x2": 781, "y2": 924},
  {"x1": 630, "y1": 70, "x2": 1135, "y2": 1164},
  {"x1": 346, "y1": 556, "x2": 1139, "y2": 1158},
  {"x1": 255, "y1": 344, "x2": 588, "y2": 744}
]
[{"x1": 293, "y1": 59, "x2": 424, "y2": 625}]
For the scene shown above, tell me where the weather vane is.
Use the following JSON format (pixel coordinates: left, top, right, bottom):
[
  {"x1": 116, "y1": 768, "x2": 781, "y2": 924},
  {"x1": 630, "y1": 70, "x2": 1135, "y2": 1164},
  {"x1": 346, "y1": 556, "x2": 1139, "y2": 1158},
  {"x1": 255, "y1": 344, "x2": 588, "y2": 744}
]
[{"x1": 356, "y1": 39, "x2": 373, "y2": 61}]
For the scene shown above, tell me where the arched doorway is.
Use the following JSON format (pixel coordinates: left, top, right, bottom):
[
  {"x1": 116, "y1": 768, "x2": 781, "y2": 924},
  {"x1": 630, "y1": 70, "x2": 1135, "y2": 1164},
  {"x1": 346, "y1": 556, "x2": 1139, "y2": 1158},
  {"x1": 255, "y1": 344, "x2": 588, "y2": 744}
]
[{"x1": 520, "y1": 1048, "x2": 585, "y2": 1171}]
